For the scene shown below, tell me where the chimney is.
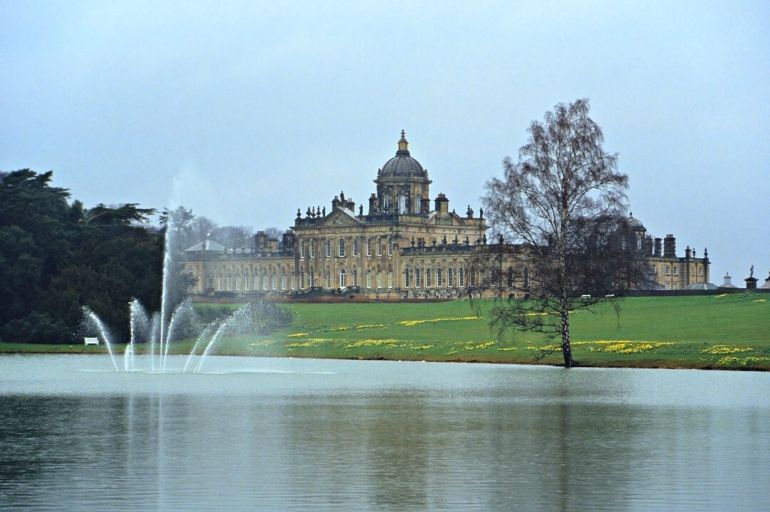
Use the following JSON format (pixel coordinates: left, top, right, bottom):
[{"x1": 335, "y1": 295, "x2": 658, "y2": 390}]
[
  {"x1": 663, "y1": 234, "x2": 676, "y2": 258},
  {"x1": 254, "y1": 231, "x2": 267, "y2": 251},
  {"x1": 434, "y1": 193, "x2": 449, "y2": 216},
  {"x1": 368, "y1": 193, "x2": 378, "y2": 215},
  {"x1": 643, "y1": 235, "x2": 653, "y2": 256},
  {"x1": 654, "y1": 238, "x2": 662, "y2": 257}
]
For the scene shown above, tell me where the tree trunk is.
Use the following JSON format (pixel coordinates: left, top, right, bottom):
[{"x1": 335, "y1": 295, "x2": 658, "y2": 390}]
[{"x1": 560, "y1": 305, "x2": 573, "y2": 368}]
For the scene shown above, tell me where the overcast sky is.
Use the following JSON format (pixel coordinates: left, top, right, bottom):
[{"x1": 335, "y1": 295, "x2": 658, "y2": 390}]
[{"x1": 1, "y1": 0, "x2": 768, "y2": 283}]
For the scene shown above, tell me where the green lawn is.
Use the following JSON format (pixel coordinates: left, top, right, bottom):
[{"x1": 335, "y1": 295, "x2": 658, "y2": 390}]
[{"x1": 3, "y1": 294, "x2": 769, "y2": 370}]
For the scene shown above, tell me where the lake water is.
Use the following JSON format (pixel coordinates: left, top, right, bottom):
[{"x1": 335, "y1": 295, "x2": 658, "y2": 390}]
[{"x1": 1, "y1": 355, "x2": 769, "y2": 511}]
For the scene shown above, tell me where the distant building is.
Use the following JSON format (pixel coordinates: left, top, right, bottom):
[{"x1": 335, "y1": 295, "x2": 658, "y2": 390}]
[{"x1": 183, "y1": 132, "x2": 710, "y2": 298}]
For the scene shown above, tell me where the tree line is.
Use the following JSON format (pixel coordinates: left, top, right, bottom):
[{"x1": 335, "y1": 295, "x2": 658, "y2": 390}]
[{"x1": 0, "y1": 170, "x2": 263, "y2": 344}]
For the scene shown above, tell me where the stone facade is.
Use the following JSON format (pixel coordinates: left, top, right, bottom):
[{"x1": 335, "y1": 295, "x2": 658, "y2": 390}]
[{"x1": 183, "y1": 132, "x2": 710, "y2": 298}]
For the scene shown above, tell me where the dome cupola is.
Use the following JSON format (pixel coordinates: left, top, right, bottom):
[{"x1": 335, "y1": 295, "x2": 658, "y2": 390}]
[{"x1": 378, "y1": 130, "x2": 428, "y2": 179}]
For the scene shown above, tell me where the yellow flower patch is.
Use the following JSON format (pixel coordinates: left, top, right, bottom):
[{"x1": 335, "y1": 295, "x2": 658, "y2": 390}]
[
  {"x1": 463, "y1": 341, "x2": 496, "y2": 350},
  {"x1": 286, "y1": 338, "x2": 335, "y2": 348},
  {"x1": 498, "y1": 347, "x2": 517, "y2": 352},
  {"x1": 408, "y1": 344, "x2": 434, "y2": 351},
  {"x1": 287, "y1": 332, "x2": 308, "y2": 338},
  {"x1": 355, "y1": 323, "x2": 386, "y2": 329},
  {"x1": 345, "y1": 338, "x2": 401, "y2": 349},
  {"x1": 398, "y1": 316, "x2": 479, "y2": 327},
  {"x1": 701, "y1": 344, "x2": 752, "y2": 355}
]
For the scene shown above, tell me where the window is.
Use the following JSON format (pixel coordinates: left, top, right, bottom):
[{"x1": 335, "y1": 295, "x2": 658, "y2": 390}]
[
  {"x1": 309, "y1": 240, "x2": 315, "y2": 258},
  {"x1": 405, "y1": 269, "x2": 411, "y2": 288},
  {"x1": 459, "y1": 268, "x2": 465, "y2": 288},
  {"x1": 291, "y1": 274, "x2": 296, "y2": 290},
  {"x1": 338, "y1": 238, "x2": 345, "y2": 257},
  {"x1": 243, "y1": 274, "x2": 249, "y2": 291},
  {"x1": 300, "y1": 271, "x2": 305, "y2": 289},
  {"x1": 325, "y1": 239, "x2": 331, "y2": 257},
  {"x1": 263, "y1": 274, "x2": 269, "y2": 290},
  {"x1": 253, "y1": 274, "x2": 258, "y2": 290},
  {"x1": 352, "y1": 269, "x2": 358, "y2": 287},
  {"x1": 300, "y1": 242, "x2": 305, "y2": 259},
  {"x1": 665, "y1": 266, "x2": 670, "y2": 275},
  {"x1": 309, "y1": 269, "x2": 314, "y2": 287},
  {"x1": 388, "y1": 241, "x2": 393, "y2": 256},
  {"x1": 698, "y1": 267, "x2": 704, "y2": 276},
  {"x1": 507, "y1": 268, "x2": 514, "y2": 287},
  {"x1": 367, "y1": 238, "x2": 372, "y2": 256},
  {"x1": 425, "y1": 269, "x2": 432, "y2": 288},
  {"x1": 437, "y1": 268, "x2": 443, "y2": 287},
  {"x1": 353, "y1": 239, "x2": 359, "y2": 256},
  {"x1": 339, "y1": 268, "x2": 346, "y2": 288},
  {"x1": 387, "y1": 271, "x2": 393, "y2": 289},
  {"x1": 235, "y1": 275, "x2": 241, "y2": 291},
  {"x1": 281, "y1": 274, "x2": 287, "y2": 290},
  {"x1": 272, "y1": 274, "x2": 277, "y2": 290},
  {"x1": 673, "y1": 267, "x2": 679, "y2": 275},
  {"x1": 448, "y1": 268, "x2": 455, "y2": 287},
  {"x1": 377, "y1": 272, "x2": 383, "y2": 288},
  {"x1": 415, "y1": 268, "x2": 421, "y2": 288},
  {"x1": 398, "y1": 195, "x2": 406, "y2": 213},
  {"x1": 227, "y1": 274, "x2": 232, "y2": 291},
  {"x1": 366, "y1": 272, "x2": 372, "y2": 288},
  {"x1": 377, "y1": 238, "x2": 382, "y2": 256}
]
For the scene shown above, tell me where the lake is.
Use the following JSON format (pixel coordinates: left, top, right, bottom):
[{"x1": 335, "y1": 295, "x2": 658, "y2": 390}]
[{"x1": 1, "y1": 355, "x2": 769, "y2": 511}]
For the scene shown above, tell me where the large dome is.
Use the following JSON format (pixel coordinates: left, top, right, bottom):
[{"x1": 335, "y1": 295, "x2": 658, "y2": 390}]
[{"x1": 378, "y1": 130, "x2": 428, "y2": 179}]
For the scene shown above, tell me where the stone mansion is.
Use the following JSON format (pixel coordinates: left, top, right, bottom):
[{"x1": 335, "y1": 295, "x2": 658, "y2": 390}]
[{"x1": 182, "y1": 132, "x2": 710, "y2": 299}]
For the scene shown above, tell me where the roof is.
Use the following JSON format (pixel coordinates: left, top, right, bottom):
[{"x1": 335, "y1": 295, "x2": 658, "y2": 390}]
[
  {"x1": 684, "y1": 282, "x2": 718, "y2": 290},
  {"x1": 378, "y1": 130, "x2": 428, "y2": 179}
]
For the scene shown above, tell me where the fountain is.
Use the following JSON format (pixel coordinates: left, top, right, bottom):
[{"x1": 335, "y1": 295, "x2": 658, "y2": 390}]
[{"x1": 80, "y1": 211, "x2": 261, "y2": 374}]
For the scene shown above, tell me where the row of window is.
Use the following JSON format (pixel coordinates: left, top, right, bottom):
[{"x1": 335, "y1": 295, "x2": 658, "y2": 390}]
[
  {"x1": 210, "y1": 265, "x2": 532, "y2": 292},
  {"x1": 299, "y1": 238, "x2": 394, "y2": 258}
]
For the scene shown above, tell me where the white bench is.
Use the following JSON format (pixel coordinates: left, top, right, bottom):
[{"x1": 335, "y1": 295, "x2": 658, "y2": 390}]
[{"x1": 84, "y1": 337, "x2": 100, "y2": 346}]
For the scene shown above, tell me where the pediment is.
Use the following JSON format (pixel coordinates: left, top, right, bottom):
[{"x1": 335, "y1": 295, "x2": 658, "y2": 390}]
[{"x1": 320, "y1": 209, "x2": 362, "y2": 227}]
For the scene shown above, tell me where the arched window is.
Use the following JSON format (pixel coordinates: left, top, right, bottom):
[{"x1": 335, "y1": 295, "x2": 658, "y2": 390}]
[
  {"x1": 377, "y1": 272, "x2": 383, "y2": 289},
  {"x1": 272, "y1": 273, "x2": 277, "y2": 290},
  {"x1": 437, "y1": 268, "x2": 443, "y2": 287},
  {"x1": 339, "y1": 268, "x2": 346, "y2": 288},
  {"x1": 262, "y1": 273, "x2": 269, "y2": 290},
  {"x1": 425, "y1": 268, "x2": 432, "y2": 288},
  {"x1": 366, "y1": 272, "x2": 372, "y2": 288},
  {"x1": 352, "y1": 268, "x2": 358, "y2": 287},
  {"x1": 281, "y1": 274, "x2": 287, "y2": 290},
  {"x1": 415, "y1": 268, "x2": 421, "y2": 288},
  {"x1": 459, "y1": 268, "x2": 465, "y2": 288},
  {"x1": 300, "y1": 270, "x2": 305, "y2": 289},
  {"x1": 387, "y1": 271, "x2": 393, "y2": 289},
  {"x1": 448, "y1": 268, "x2": 454, "y2": 287},
  {"x1": 405, "y1": 268, "x2": 411, "y2": 288}
]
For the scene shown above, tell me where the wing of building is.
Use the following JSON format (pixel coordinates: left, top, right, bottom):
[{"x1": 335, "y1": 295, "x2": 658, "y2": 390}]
[{"x1": 183, "y1": 132, "x2": 711, "y2": 299}]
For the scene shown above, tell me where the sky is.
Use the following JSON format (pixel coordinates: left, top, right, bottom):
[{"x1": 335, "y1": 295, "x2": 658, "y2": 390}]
[{"x1": 1, "y1": 0, "x2": 768, "y2": 284}]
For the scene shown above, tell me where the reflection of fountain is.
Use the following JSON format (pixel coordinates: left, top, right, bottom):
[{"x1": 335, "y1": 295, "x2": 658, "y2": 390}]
[{"x1": 81, "y1": 213, "x2": 259, "y2": 374}]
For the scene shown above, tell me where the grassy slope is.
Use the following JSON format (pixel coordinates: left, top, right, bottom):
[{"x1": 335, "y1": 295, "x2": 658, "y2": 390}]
[{"x1": 2, "y1": 294, "x2": 769, "y2": 370}]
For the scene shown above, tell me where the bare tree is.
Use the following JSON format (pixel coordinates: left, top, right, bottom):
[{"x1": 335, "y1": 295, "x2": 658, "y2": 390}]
[{"x1": 482, "y1": 99, "x2": 649, "y2": 368}]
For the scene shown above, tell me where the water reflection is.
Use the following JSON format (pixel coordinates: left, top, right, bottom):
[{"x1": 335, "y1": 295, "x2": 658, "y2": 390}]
[{"x1": 0, "y1": 357, "x2": 769, "y2": 511}]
